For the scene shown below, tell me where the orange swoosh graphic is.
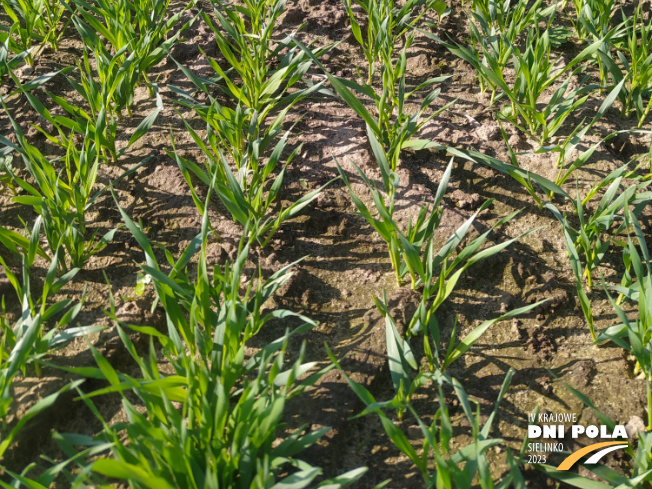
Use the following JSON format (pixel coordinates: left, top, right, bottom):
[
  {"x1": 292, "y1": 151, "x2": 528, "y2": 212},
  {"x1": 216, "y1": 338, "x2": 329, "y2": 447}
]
[{"x1": 557, "y1": 441, "x2": 626, "y2": 471}]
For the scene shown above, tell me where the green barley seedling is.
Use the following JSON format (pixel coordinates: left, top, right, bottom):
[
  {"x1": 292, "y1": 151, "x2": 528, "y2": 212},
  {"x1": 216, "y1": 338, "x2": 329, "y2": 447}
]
[
  {"x1": 547, "y1": 200, "x2": 597, "y2": 339},
  {"x1": 533, "y1": 78, "x2": 625, "y2": 192},
  {"x1": 0, "y1": 154, "x2": 15, "y2": 195},
  {"x1": 579, "y1": 1, "x2": 617, "y2": 86},
  {"x1": 550, "y1": 128, "x2": 636, "y2": 194},
  {"x1": 68, "y1": 14, "x2": 179, "y2": 119},
  {"x1": 296, "y1": 40, "x2": 454, "y2": 193},
  {"x1": 0, "y1": 25, "x2": 30, "y2": 89},
  {"x1": 38, "y1": 0, "x2": 67, "y2": 50},
  {"x1": 75, "y1": 37, "x2": 140, "y2": 118},
  {"x1": 0, "y1": 243, "x2": 100, "y2": 460},
  {"x1": 464, "y1": 18, "x2": 513, "y2": 103},
  {"x1": 187, "y1": 0, "x2": 329, "y2": 128},
  {"x1": 582, "y1": 160, "x2": 645, "y2": 209},
  {"x1": 71, "y1": 0, "x2": 181, "y2": 52},
  {"x1": 172, "y1": 124, "x2": 332, "y2": 247},
  {"x1": 181, "y1": 100, "x2": 290, "y2": 177},
  {"x1": 564, "y1": 0, "x2": 625, "y2": 63},
  {"x1": 301, "y1": 0, "x2": 456, "y2": 184},
  {"x1": 593, "y1": 202, "x2": 652, "y2": 430},
  {"x1": 328, "y1": 345, "x2": 524, "y2": 488},
  {"x1": 0, "y1": 0, "x2": 59, "y2": 64},
  {"x1": 57, "y1": 333, "x2": 366, "y2": 489},
  {"x1": 476, "y1": 111, "x2": 640, "y2": 209},
  {"x1": 546, "y1": 179, "x2": 651, "y2": 289},
  {"x1": 344, "y1": 0, "x2": 438, "y2": 85},
  {"x1": 2, "y1": 104, "x2": 122, "y2": 271},
  {"x1": 505, "y1": 26, "x2": 598, "y2": 143},
  {"x1": 377, "y1": 289, "x2": 545, "y2": 385},
  {"x1": 545, "y1": 180, "x2": 651, "y2": 340},
  {"x1": 52, "y1": 187, "x2": 370, "y2": 488},
  {"x1": 0, "y1": 31, "x2": 71, "y2": 102},
  {"x1": 338, "y1": 153, "x2": 538, "y2": 296},
  {"x1": 579, "y1": 0, "x2": 617, "y2": 38},
  {"x1": 438, "y1": 26, "x2": 605, "y2": 145},
  {"x1": 70, "y1": 0, "x2": 136, "y2": 52},
  {"x1": 171, "y1": 57, "x2": 326, "y2": 226},
  {"x1": 0, "y1": 430, "x2": 113, "y2": 487},
  {"x1": 16, "y1": 55, "x2": 163, "y2": 162},
  {"x1": 71, "y1": 0, "x2": 191, "y2": 97},
  {"x1": 577, "y1": 4, "x2": 629, "y2": 91},
  {"x1": 447, "y1": 145, "x2": 571, "y2": 209},
  {"x1": 304, "y1": 0, "x2": 453, "y2": 183},
  {"x1": 111, "y1": 185, "x2": 313, "y2": 364},
  {"x1": 170, "y1": 0, "x2": 331, "y2": 245},
  {"x1": 598, "y1": 6, "x2": 652, "y2": 126},
  {"x1": 0, "y1": 211, "x2": 48, "y2": 261},
  {"x1": 464, "y1": 0, "x2": 553, "y2": 102},
  {"x1": 172, "y1": 86, "x2": 308, "y2": 202},
  {"x1": 1, "y1": 0, "x2": 71, "y2": 62},
  {"x1": 396, "y1": 221, "x2": 542, "y2": 374},
  {"x1": 470, "y1": 0, "x2": 550, "y2": 33},
  {"x1": 61, "y1": 338, "x2": 366, "y2": 488},
  {"x1": 564, "y1": 0, "x2": 591, "y2": 42},
  {"x1": 336, "y1": 156, "x2": 451, "y2": 286},
  {"x1": 576, "y1": 0, "x2": 618, "y2": 45}
]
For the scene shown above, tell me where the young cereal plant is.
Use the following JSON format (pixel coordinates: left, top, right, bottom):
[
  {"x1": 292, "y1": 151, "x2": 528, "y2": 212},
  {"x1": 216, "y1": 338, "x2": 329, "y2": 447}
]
[
  {"x1": 57, "y1": 334, "x2": 367, "y2": 489},
  {"x1": 328, "y1": 345, "x2": 526, "y2": 488},
  {"x1": 175, "y1": 0, "x2": 329, "y2": 132},
  {"x1": 1, "y1": 104, "x2": 124, "y2": 271},
  {"x1": 171, "y1": 59, "x2": 326, "y2": 223},
  {"x1": 45, "y1": 186, "x2": 369, "y2": 489},
  {"x1": 505, "y1": 26, "x2": 598, "y2": 144},
  {"x1": 295, "y1": 39, "x2": 454, "y2": 196},
  {"x1": 545, "y1": 179, "x2": 652, "y2": 340},
  {"x1": 563, "y1": 0, "x2": 586, "y2": 38},
  {"x1": 461, "y1": 0, "x2": 553, "y2": 103},
  {"x1": 70, "y1": 0, "x2": 192, "y2": 99},
  {"x1": 377, "y1": 286, "x2": 545, "y2": 385},
  {"x1": 0, "y1": 235, "x2": 101, "y2": 463},
  {"x1": 598, "y1": 5, "x2": 652, "y2": 127},
  {"x1": 447, "y1": 145, "x2": 571, "y2": 209},
  {"x1": 0, "y1": 0, "x2": 66, "y2": 64},
  {"x1": 529, "y1": 78, "x2": 624, "y2": 193},
  {"x1": 171, "y1": 123, "x2": 333, "y2": 247},
  {"x1": 440, "y1": 84, "x2": 624, "y2": 210},
  {"x1": 169, "y1": 0, "x2": 333, "y2": 245},
  {"x1": 0, "y1": 25, "x2": 30, "y2": 88},
  {"x1": 0, "y1": 153, "x2": 15, "y2": 196},
  {"x1": 594, "y1": 202, "x2": 652, "y2": 431},
  {"x1": 394, "y1": 218, "x2": 543, "y2": 374},
  {"x1": 448, "y1": 77, "x2": 625, "y2": 207},
  {"x1": 344, "y1": 0, "x2": 444, "y2": 85},
  {"x1": 14, "y1": 55, "x2": 164, "y2": 163},
  {"x1": 296, "y1": 0, "x2": 453, "y2": 185},
  {"x1": 438, "y1": 24, "x2": 607, "y2": 145},
  {"x1": 575, "y1": 0, "x2": 624, "y2": 82},
  {"x1": 470, "y1": 0, "x2": 550, "y2": 33},
  {"x1": 0, "y1": 28, "x2": 71, "y2": 102},
  {"x1": 338, "y1": 148, "x2": 540, "y2": 292},
  {"x1": 336, "y1": 156, "x2": 451, "y2": 287}
]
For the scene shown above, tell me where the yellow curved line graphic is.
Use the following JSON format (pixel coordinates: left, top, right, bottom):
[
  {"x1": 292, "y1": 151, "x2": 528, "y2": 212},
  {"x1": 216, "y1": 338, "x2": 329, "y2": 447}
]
[{"x1": 557, "y1": 441, "x2": 626, "y2": 471}]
